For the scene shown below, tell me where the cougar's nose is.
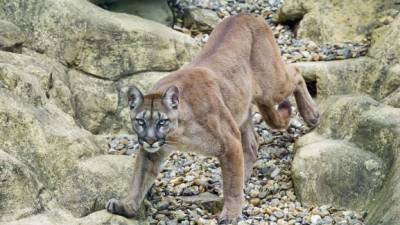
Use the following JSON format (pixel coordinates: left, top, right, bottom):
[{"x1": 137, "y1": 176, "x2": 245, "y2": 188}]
[{"x1": 145, "y1": 137, "x2": 156, "y2": 145}]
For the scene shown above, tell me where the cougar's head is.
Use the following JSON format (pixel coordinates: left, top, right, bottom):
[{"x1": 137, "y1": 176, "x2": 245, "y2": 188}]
[{"x1": 127, "y1": 85, "x2": 180, "y2": 153}]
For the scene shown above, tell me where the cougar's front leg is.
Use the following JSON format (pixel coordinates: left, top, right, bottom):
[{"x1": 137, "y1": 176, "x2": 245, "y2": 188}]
[
  {"x1": 106, "y1": 149, "x2": 169, "y2": 217},
  {"x1": 292, "y1": 67, "x2": 320, "y2": 127},
  {"x1": 218, "y1": 136, "x2": 245, "y2": 224}
]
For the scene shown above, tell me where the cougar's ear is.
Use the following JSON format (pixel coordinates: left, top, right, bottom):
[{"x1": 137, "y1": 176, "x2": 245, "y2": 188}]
[
  {"x1": 127, "y1": 86, "x2": 143, "y2": 110},
  {"x1": 162, "y1": 86, "x2": 180, "y2": 110}
]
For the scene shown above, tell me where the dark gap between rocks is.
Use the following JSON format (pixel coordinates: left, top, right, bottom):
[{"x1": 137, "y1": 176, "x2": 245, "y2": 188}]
[
  {"x1": 306, "y1": 80, "x2": 317, "y2": 98},
  {"x1": 285, "y1": 17, "x2": 303, "y2": 38}
]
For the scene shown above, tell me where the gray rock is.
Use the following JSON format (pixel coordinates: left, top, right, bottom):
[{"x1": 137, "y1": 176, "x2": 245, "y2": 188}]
[
  {"x1": 61, "y1": 155, "x2": 137, "y2": 216},
  {"x1": 270, "y1": 168, "x2": 281, "y2": 178},
  {"x1": 0, "y1": 0, "x2": 198, "y2": 80},
  {"x1": 273, "y1": 0, "x2": 400, "y2": 43},
  {"x1": 183, "y1": 8, "x2": 221, "y2": 32},
  {"x1": 0, "y1": 151, "x2": 42, "y2": 222},
  {"x1": 0, "y1": 50, "x2": 74, "y2": 115},
  {"x1": 69, "y1": 70, "x2": 118, "y2": 134},
  {"x1": 0, "y1": 20, "x2": 25, "y2": 52},
  {"x1": 0, "y1": 209, "x2": 146, "y2": 225},
  {"x1": 294, "y1": 93, "x2": 400, "y2": 225},
  {"x1": 107, "y1": 0, "x2": 174, "y2": 26},
  {"x1": 311, "y1": 215, "x2": 322, "y2": 224},
  {"x1": 293, "y1": 132, "x2": 386, "y2": 210},
  {"x1": 383, "y1": 87, "x2": 400, "y2": 108},
  {"x1": 0, "y1": 71, "x2": 145, "y2": 221},
  {"x1": 178, "y1": 192, "x2": 222, "y2": 214}
]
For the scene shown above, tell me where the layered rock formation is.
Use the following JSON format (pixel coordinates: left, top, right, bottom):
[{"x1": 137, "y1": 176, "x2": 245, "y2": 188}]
[
  {"x1": 274, "y1": 0, "x2": 400, "y2": 43},
  {"x1": 0, "y1": 0, "x2": 198, "y2": 224},
  {"x1": 289, "y1": 7, "x2": 400, "y2": 225}
]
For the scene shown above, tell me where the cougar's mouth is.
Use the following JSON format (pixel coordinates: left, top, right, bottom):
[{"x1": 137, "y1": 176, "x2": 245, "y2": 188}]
[{"x1": 142, "y1": 141, "x2": 161, "y2": 153}]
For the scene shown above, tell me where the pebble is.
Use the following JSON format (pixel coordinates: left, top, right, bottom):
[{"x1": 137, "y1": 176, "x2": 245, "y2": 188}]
[
  {"x1": 274, "y1": 210, "x2": 285, "y2": 219},
  {"x1": 311, "y1": 215, "x2": 322, "y2": 224},
  {"x1": 270, "y1": 168, "x2": 281, "y2": 178}
]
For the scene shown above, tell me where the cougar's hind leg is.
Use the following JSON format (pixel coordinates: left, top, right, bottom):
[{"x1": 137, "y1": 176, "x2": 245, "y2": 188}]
[
  {"x1": 106, "y1": 149, "x2": 170, "y2": 217},
  {"x1": 240, "y1": 110, "x2": 259, "y2": 182},
  {"x1": 291, "y1": 66, "x2": 320, "y2": 127},
  {"x1": 256, "y1": 100, "x2": 292, "y2": 130}
]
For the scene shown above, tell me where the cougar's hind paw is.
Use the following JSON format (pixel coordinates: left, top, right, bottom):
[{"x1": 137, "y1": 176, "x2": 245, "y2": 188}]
[{"x1": 305, "y1": 111, "x2": 320, "y2": 129}]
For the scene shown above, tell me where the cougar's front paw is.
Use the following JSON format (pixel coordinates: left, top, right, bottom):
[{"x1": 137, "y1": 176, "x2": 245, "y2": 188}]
[
  {"x1": 105, "y1": 198, "x2": 137, "y2": 218},
  {"x1": 218, "y1": 209, "x2": 241, "y2": 225},
  {"x1": 305, "y1": 110, "x2": 320, "y2": 128},
  {"x1": 218, "y1": 217, "x2": 239, "y2": 225}
]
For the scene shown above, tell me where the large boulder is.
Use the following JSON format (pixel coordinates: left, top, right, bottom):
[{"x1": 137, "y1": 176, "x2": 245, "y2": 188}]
[
  {"x1": 0, "y1": 20, "x2": 24, "y2": 52},
  {"x1": 292, "y1": 94, "x2": 400, "y2": 224},
  {"x1": 0, "y1": 209, "x2": 147, "y2": 225},
  {"x1": 293, "y1": 137, "x2": 385, "y2": 211},
  {"x1": 106, "y1": 0, "x2": 174, "y2": 27},
  {"x1": 60, "y1": 155, "x2": 136, "y2": 217},
  {"x1": 69, "y1": 70, "x2": 119, "y2": 134},
  {"x1": 369, "y1": 16, "x2": 400, "y2": 63},
  {"x1": 274, "y1": 0, "x2": 400, "y2": 44},
  {"x1": 294, "y1": 58, "x2": 377, "y2": 99},
  {"x1": 0, "y1": 48, "x2": 173, "y2": 135},
  {"x1": 68, "y1": 70, "x2": 169, "y2": 134},
  {"x1": 0, "y1": 50, "x2": 143, "y2": 222},
  {"x1": 183, "y1": 8, "x2": 222, "y2": 33},
  {"x1": 0, "y1": 151, "x2": 43, "y2": 222},
  {"x1": 0, "y1": 0, "x2": 198, "y2": 80},
  {"x1": 0, "y1": 50, "x2": 74, "y2": 115},
  {"x1": 383, "y1": 87, "x2": 400, "y2": 108}
]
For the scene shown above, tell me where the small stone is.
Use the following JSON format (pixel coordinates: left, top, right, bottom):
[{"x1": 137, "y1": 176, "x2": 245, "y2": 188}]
[
  {"x1": 250, "y1": 198, "x2": 261, "y2": 206},
  {"x1": 343, "y1": 210, "x2": 355, "y2": 218},
  {"x1": 170, "y1": 177, "x2": 184, "y2": 185},
  {"x1": 274, "y1": 210, "x2": 285, "y2": 219},
  {"x1": 156, "y1": 201, "x2": 169, "y2": 210},
  {"x1": 323, "y1": 216, "x2": 334, "y2": 224},
  {"x1": 249, "y1": 189, "x2": 260, "y2": 198},
  {"x1": 252, "y1": 112, "x2": 263, "y2": 124},
  {"x1": 261, "y1": 130, "x2": 273, "y2": 143},
  {"x1": 311, "y1": 215, "x2": 322, "y2": 224},
  {"x1": 277, "y1": 219, "x2": 289, "y2": 225},
  {"x1": 259, "y1": 191, "x2": 268, "y2": 198},
  {"x1": 290, "y1": 118, "x2": 302, "y2": 128},
  {"x1": 364, "y1": 159, "x2": 380, "y2": 171},
  {"x1": 307, "y1": 41, "x2": 318, "y2": 51},
  {"x1": 270, "y1": 198, "x2": 280, "y2": 207},
  {"x1": 166, "y1": 220, "x2": 178, "y2": 225},
  {"x1": 174, "y1": 210, "x2": 186, "y2": 220},
  {"x1": 270, "y1": 168, "x2": 281, "y2": 178}
]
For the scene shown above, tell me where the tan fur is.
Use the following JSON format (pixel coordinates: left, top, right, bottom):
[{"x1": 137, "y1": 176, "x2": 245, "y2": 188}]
[{"x1": 106, "y1": 13, "x2": 320, "y2": 224}]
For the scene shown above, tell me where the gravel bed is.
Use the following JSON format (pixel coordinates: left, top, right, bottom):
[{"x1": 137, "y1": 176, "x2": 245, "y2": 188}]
[
  {"x1": 108, "y1": 108, "x2": 365, "y2": 225},
  {"x1": 168, "y1": 0, "x2": 370, "y2": 63}
]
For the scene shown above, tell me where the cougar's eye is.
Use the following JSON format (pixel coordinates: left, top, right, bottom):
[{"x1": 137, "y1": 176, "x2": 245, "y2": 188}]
[
  {"x1": 158, "y1": 119, "x2": 169, "y2": 126},
  {"x1": 136, "y1": 119, "x2": 145, "y2": 126}
]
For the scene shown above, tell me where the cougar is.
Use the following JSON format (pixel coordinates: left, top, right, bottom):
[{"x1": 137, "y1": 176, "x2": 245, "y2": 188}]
[{"x1": 106, "y1": 13, "x2": 320, "y2": 224}]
